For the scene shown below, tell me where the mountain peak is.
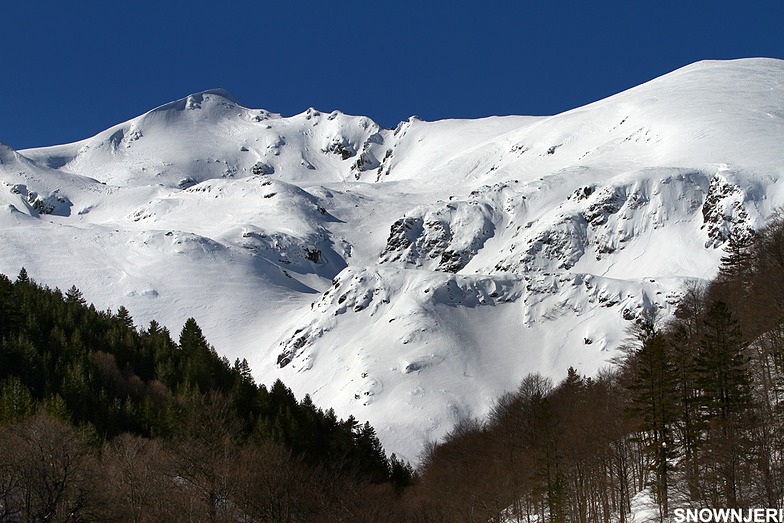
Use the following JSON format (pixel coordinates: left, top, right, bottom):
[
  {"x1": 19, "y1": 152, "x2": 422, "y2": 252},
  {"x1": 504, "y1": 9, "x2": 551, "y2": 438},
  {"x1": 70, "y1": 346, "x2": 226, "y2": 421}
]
[
  {"x1": 144, "y1": 88, "x2": 246, "y2": 117},
  {"x1": 195, "y1": 88, "x2": 242, "y2": 104}
]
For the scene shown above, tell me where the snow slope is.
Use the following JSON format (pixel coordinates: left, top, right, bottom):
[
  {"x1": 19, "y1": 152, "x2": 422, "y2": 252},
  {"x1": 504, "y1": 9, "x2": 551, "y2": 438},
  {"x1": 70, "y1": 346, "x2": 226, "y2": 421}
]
[{"x1": 2, "y1": 58, "x2": 783, "y2": 463}]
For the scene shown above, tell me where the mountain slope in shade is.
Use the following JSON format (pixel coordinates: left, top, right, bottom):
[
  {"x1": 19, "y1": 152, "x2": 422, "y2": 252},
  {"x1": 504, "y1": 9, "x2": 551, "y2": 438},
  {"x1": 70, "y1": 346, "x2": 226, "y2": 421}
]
[{"x1": 2, "y1": 58, "x2": 783, "y2": 463}]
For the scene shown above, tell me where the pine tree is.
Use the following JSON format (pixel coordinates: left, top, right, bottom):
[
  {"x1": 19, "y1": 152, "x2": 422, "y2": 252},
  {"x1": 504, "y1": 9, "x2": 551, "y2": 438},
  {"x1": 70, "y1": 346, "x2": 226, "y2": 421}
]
[
  {"x1": 116, "y1": 306, "x2": 134, "y2": 329},
  {"x1": 353, "y1": 421, "x2": 389, "y2": 483},
  {"x1": 16, "y1": 267, "x2": 30, "y2": 284},
  {"x1": 179, "y1": 318, "x2": 215, "y2": 393},
  {"x1": 64, "y1": 285, "x2": 86, "y2": 306},
  {"x1": 718, "y1": 231, "x2": 756, "y2": 284},
  {"x1": 143, "y1": 320, "x2": 179, "y2": 388},
  {"x1": 233, "y1": 358, "x2": 254, "y2": 386},
  {"x1": 0, "y1": 274, "x2": 21, "y2": 340},
  {"x1": 669, "y1": 324, "x2": 704, "y2": 498},
  {"x1": 627, "y1": 333, "x2": 679, "y2": 518},
  {"x1": 696, "y1": 301, "x2": 751, "y2": 420},
  {"x1": 695, "y1": 300, "x2": 752, "y2": 506},
  {"x1": 388, "y1": 453, "x2": 414, "y2": 494},
  {"x1": 563, "y1": 366, "x2": 583, "y2": 391}
]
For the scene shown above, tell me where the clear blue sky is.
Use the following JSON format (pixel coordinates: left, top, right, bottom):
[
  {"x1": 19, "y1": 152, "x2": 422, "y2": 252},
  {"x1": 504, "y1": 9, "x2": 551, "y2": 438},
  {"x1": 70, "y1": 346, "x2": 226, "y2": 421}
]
[{"x1": 3, "y1": 1, "x2": 783, "y2": 150}]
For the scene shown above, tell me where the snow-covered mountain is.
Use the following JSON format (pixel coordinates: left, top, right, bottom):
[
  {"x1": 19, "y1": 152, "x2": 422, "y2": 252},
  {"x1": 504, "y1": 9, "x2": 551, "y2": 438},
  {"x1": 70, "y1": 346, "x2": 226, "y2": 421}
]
[{"x1": 2, "y1": 58, "x2": 783, "y2": 463}]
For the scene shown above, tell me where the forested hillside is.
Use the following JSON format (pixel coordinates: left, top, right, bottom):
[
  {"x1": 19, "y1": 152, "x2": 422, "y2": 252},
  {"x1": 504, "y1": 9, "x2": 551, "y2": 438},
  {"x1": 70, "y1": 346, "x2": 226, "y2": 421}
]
[{"x1": 0, "y1": 272, "x2": 412, "y2": 521}]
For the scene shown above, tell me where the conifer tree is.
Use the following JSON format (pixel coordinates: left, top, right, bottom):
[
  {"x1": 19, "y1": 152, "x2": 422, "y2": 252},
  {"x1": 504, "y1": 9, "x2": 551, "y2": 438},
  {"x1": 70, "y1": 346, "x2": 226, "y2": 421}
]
[
  {"x1": 388, "y1": 453, "x2": 414, "y2": 494},
  {"x1": 695, "y1": 300, "x2": 752, "y2": 505},
  {"x1": 116, "y1": 306, "x2": 134, "y2": 329},
  {"x1": 718, "y1": 230, "x2": 756, "y2": 285},
  {"x1": 179, "y1": 318, "x2": 216, "y2": 393},
  {"x1": 16, "y1": 267, "x2": 29, "y2": 284},
  {"x1": 0, "y1": 274, "x2": 21, "y2": 341},
  {"x1": 143, "y1": 320, "x2": 179, "y2": 388},
  {"x1": 696, "y1": 301, "x2": 751, "y2": 420},
  {"x1": 627, "y1": 333, "x2": 679, "y2": 518},
  {"x1": 64, "y1": 285, "x2": 86, "y2": 306},
  {"x1": 353, "y1": 421, "x2": 389, "y2": 482},
  {"x1": 233, "y1": 358, "x2": 254, "y2": 385}
]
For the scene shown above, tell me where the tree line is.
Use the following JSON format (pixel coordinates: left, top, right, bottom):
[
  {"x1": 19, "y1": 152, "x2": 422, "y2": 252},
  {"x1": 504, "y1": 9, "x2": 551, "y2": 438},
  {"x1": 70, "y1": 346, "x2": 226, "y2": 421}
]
[{"x1": 0, "y1": 270, "x2": 412, "y2": 521}]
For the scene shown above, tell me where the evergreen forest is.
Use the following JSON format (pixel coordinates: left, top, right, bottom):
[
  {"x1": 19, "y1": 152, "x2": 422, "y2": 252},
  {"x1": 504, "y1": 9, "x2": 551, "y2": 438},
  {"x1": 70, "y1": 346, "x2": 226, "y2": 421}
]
[{"x1": 0, "y1": 269, "x2": 412, "y2": 521}]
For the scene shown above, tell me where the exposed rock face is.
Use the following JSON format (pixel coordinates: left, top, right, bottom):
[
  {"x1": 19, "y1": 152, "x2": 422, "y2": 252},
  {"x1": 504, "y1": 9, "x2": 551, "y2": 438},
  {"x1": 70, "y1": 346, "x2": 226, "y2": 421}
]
[
  {"x1": 702, "y1": 173, "x2": 753, "y2": 247},
  {"x1": 379, "y1": 201, "x2": 495, "y2": 273}
]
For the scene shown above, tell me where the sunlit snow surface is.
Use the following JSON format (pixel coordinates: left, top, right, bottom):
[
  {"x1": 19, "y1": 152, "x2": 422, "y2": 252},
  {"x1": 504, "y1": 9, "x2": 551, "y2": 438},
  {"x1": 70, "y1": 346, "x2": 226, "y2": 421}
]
[{"x1": 3, "y1": 59, "x2": 784, "y2": 463}]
